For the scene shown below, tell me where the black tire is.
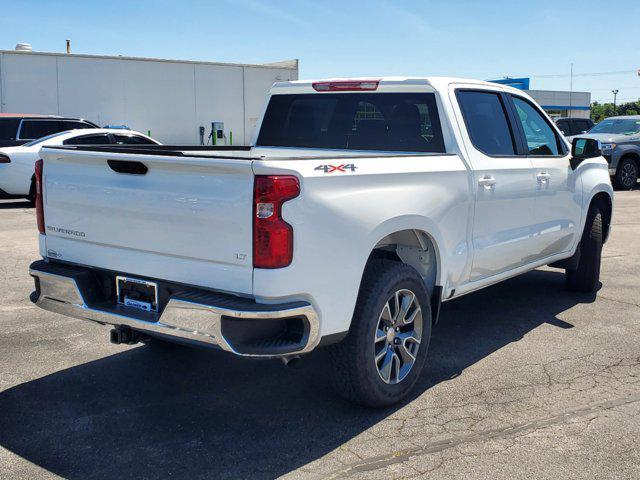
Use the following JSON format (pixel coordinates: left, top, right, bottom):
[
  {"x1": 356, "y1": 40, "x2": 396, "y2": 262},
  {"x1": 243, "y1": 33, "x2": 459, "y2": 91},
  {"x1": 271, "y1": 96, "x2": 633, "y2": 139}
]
[
  {"x1": 328, "y1": 260, "x2": 432, "y2": 408},
  {"x1": 613, "y1": 157, "x2": 638, "y2": 190},
  {"x1": 26, "y1": 178, "x2": 36, "y2": 206},
  {"x1": 566, "y1": 204, "x2": 603, "y2": 293}
]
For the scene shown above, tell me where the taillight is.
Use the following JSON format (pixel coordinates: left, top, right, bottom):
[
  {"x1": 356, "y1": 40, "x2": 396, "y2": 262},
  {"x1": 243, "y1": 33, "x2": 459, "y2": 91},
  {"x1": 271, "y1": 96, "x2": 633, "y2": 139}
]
[
  {"x1": 253, "y1": 175, "x2": 300, "y2": 268},
  {"x1": 0, "y1": 154, "x2": 10, "y2": 163},
  {"x1": 312, "y1": 80, "x2": 380, "y2": 92},
  {"x1": 34, "y1": 159, "x2": 45, "y2": 234}
]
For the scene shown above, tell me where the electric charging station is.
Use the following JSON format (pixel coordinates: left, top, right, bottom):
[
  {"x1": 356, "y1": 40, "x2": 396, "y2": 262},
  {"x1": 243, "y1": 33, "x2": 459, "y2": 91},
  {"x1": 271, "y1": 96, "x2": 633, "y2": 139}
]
[{"x1": 211, "y1": 122, "x2": 224, "y2": 145}]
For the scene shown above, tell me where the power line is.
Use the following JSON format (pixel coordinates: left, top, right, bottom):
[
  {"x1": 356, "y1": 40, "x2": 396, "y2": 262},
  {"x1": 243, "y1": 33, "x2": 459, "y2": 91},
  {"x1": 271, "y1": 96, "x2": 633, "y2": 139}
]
[
  {"x1": 589, "y1": 85, "x2": 640, "y2": 92},
  {"x1": 492, "y1": 69, "x2": 637, "y2": 80},
  {"x1": 593, "y1": 97, "x2": 639, "y2": 103},
  {"x1": 532, "y1": 70, "x2": 636, "y2": 79}
]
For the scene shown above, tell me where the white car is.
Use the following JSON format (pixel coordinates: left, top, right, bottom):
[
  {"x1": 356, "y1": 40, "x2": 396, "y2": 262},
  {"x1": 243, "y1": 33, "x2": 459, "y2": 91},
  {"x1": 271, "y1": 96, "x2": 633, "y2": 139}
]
[
  {"x1": 0, "y1": 128, "x2": 159, "y2": 202},
  {"x1": 29, "y1": 77, "x2": 613, "y2": 407}
]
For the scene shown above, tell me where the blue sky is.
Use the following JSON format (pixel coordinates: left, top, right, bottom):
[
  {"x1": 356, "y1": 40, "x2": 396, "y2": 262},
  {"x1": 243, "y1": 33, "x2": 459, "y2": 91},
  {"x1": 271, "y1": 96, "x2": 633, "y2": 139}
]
[{"x1": 0, "y1": 0, "x2": 638, "y2": 103}]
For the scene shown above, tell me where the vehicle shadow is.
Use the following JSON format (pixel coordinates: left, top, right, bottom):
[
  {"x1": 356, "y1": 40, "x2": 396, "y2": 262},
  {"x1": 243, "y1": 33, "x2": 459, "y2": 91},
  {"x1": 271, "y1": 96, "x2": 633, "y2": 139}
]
[
  {"x1": 0, "y1": 269, "x2": 596, "y2": 479},
  {"x1": 0, "y1": 200, "x2": 32, "y2": 209}
]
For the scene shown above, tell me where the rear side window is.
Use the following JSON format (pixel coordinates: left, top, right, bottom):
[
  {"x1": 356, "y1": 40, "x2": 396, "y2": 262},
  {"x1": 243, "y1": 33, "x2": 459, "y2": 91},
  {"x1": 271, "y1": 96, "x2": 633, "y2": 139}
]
[
  {"x1": 0, "y1": 119, "x2": 21, "y2": 140},
  {"x1": 112, "y1": 134, "x2": 156, "y2": 145},
  {"x1": 511, "y1": 96, "x2": 560, "y2": 156},
  {"x1": 256, "y1": 93, "x2": 445, "y2": 153},
  {"x1": 456, "y1": 91, "x2": 515, "y2": 156},
  {"x1": 63, "y1": 134, "x2": 111, "y2": 145},
  {"x1": 62, "y1": 121, "x2": 94, "y2": 131},
  {"x1": 19, "y1": 120, "x2": 64, "y2": 139},
  {"x1": 556, "y1": 119, "x2": 569, "y2": 134},
  {"x1": 576, "y1": 119, "x2": 591, "y2": 133}
]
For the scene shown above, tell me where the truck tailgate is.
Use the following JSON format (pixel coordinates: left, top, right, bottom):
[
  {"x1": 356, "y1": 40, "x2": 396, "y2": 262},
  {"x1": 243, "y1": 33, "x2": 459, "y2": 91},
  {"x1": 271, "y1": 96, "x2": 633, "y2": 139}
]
[{"x1": 39, "y1": 147, "x2": 255, "y2": 295}]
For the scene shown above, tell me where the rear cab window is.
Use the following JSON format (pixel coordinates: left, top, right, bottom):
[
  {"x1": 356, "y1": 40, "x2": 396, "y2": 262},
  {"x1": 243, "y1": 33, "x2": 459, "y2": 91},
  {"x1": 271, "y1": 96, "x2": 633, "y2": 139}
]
[{"x1": 256, "y1": 92, "x2": 445, "y2": 153}]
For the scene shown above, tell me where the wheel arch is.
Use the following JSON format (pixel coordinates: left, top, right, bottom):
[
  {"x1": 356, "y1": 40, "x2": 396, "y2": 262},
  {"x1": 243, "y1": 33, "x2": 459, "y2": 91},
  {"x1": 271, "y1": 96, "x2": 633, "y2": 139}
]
[
  {"x1": 590, "y1": 191, "x2": 613, "y2": 243},
  {"x1": 618, "y1": 149, "x2": 640, "y2": 167},
  {"x1": 362, "y1": 220, "x2": 446, "y2": 324}
]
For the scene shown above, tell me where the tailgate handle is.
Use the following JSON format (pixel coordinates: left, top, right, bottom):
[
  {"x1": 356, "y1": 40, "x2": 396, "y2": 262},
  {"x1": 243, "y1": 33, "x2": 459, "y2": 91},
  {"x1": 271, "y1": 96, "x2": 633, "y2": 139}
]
[{"x1": 107, "y1": 160, "x2": 148, "y2": 175}]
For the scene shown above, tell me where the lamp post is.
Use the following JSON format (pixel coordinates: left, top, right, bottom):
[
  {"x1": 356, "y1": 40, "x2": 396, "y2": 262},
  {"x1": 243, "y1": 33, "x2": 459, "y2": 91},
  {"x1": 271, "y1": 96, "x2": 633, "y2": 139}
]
[{"x1": 612, "y1": 89, "x2": 619, "y2": 115}]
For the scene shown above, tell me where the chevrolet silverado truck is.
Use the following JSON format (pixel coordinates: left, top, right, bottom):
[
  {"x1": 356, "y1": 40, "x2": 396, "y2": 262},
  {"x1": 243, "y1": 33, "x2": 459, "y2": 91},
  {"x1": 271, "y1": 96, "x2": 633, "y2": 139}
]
[{"x1": 29, "y1": 77, "x2": 613, "y2": 407}]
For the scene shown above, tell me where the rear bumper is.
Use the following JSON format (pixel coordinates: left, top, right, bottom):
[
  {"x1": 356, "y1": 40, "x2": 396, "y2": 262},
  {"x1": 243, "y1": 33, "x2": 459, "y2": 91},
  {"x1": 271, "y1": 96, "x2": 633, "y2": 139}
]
[{"x1": 29, "y1": 260, "x2": 320, "y2": 358}]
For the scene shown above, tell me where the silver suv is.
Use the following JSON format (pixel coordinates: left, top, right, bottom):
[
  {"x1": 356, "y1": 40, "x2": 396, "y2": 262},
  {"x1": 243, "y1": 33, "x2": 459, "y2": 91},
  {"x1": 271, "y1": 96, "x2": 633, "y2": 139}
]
[{"x1": 568, "y1": 115, "x2": 640, "y2": 189}]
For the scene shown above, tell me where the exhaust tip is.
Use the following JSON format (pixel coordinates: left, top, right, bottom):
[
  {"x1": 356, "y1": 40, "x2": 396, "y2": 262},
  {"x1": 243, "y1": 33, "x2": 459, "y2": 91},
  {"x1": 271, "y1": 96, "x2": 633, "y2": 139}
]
[{"x1": 281, "y1": 355, "x2": 301, "y2": 367}]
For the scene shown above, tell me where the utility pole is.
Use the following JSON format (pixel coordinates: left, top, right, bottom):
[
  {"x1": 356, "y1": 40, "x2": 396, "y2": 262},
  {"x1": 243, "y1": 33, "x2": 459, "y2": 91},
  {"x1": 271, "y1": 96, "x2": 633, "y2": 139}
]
[
  {"x1": 569, "y1": 63, "x2": 573, "y2": 118},
  {"x1": 612, "y1": 89, "x2": 619, "y2": 115}
]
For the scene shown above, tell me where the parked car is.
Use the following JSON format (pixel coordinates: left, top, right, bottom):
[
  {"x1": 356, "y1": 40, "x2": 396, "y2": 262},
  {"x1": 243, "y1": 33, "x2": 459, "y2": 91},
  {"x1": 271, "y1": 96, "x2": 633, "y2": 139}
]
[
  {"x1": 567, "y1": 115, "x2": 640, "y2": 189},
  {"x1": 555, "y1": 117, "x2": 594, "y2": 137},
  {"x1": 29, "y1": 77, "x2": 613, "y2": 407},
  {"x1": 0, "y1": 128, "x2": 159, "y2": 202},
  {"x1": 0, "y1": 114, "x2": 98, "y2": 147}
]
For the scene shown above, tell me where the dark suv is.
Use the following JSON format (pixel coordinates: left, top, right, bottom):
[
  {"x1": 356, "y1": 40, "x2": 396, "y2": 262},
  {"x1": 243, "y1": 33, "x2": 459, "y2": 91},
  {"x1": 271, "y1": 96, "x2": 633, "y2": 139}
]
[
  {"x1": 0, "y1": 114, "x2": 98, "y2": 147},
  {"x1": 555, "y1": 117, "x2": 594, "y2": 137}
]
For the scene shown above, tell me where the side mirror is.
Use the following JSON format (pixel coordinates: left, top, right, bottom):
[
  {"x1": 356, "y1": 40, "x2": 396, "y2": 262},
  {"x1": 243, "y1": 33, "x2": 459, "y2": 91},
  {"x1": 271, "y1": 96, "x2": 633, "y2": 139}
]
[{"x1": 570, "y1": 138, "x2": 602, "y2": 169}]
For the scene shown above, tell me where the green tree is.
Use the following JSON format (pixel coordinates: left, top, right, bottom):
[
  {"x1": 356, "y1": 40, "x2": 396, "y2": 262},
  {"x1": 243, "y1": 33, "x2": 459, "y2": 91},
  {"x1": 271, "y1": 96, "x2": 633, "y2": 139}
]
[{"x1": 591, "y1": 100, "x2": 640, "y2": 122}]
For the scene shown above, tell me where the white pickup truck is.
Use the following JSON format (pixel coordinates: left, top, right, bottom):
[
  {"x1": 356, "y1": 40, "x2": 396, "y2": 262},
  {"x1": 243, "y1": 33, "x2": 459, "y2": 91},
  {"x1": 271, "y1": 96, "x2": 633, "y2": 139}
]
[{"x1": 29, "y1": 77, "x2": 613, "y2": 407}]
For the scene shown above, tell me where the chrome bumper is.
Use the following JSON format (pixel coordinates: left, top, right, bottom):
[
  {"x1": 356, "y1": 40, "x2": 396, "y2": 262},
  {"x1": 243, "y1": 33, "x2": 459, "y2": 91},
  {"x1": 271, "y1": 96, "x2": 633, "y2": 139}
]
[{"x1": 29, "y1": 261, "x2": 320, "y2": 358}]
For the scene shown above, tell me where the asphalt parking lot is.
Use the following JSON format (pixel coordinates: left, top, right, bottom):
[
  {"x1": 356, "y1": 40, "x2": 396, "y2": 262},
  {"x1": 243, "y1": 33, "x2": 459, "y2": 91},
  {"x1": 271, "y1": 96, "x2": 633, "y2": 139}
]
[{"x1": 0, "y1": 191, "x2": 639, "y2": 480}]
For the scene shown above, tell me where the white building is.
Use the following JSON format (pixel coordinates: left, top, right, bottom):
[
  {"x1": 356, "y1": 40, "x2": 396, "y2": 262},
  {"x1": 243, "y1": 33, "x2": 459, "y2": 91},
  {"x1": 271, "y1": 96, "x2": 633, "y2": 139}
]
[
  {"x1": 0, "y1": 47, "x2": 298, "y2": 144},
  {"x1": 488, "y1": 78, "x2": 591, "y2": 119},
  {"x1": 526, "y1": 90, "x2": 591, "y2": 120}
]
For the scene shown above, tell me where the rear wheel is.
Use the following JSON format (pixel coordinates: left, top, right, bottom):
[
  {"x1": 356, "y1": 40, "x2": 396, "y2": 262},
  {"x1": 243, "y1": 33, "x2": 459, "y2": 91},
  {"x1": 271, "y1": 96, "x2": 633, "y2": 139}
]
[
  {"x1": 328, "y1": 260, "x2": 432, "y2": 407},
  {"x1": 26, "y1": 177, "x2": 36, "y2": 206},
  {"x1": 613, "y1": 157, "x2": 638, "y2": 190},
  {"x1": 566, "y1": 204, "x2": 603, "y2": 293}
]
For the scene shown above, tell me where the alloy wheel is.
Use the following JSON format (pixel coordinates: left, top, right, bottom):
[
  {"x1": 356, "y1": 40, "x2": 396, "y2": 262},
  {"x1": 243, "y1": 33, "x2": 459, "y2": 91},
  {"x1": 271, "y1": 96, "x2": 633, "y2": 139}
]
[
  {"x1": 621, "y1": 161, "x2": 638, "y2": 188},
  {"x1": 374, "y1": 289, "x2": 423, "y2": 384}
]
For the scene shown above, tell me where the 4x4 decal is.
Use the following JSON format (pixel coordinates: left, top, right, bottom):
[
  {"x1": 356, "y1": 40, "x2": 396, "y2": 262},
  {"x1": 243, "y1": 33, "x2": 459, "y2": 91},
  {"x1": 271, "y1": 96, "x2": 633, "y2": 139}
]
[{"x1": 315, "y1": 163, "x2": 357, "y2": 174}]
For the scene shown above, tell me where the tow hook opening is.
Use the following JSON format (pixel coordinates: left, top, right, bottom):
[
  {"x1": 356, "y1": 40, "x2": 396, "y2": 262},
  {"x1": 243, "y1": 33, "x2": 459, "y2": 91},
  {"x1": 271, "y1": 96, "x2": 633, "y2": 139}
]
[{"x1": 110, "y1": 326, "x2": 142, "y2": 345}]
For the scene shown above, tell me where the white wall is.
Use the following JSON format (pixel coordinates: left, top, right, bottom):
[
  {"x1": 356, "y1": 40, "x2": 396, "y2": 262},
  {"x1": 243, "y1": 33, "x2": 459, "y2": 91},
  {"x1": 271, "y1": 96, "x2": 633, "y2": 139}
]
[
  {"x1": 0, "y1": 51, "x2": 297, "y2": 144},
  {"x1": 0, "y1": 53, "x2": 59, "y2": 114}
]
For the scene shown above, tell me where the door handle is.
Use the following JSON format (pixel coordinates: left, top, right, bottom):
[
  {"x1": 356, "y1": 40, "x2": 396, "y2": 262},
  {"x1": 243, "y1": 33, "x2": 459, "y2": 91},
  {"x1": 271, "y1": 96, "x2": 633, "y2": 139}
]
[{"x1": 478, "y1": 176, "x2": 496, "y2": 190}]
